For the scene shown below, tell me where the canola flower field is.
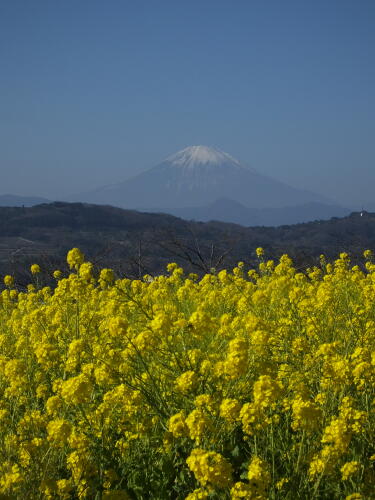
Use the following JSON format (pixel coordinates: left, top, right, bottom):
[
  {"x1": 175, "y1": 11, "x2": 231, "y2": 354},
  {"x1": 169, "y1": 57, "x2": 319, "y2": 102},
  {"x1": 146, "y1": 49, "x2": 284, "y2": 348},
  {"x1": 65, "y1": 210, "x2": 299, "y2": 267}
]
[{"x1": 0, "y1": 248, "x2": 375, "y2": 499}]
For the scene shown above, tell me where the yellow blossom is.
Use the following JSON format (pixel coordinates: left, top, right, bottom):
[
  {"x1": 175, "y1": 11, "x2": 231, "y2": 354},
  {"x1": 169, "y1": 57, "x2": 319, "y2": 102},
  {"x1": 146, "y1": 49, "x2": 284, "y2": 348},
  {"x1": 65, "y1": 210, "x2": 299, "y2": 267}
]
[
  {"x1": 30, "y1": 264, "x2": 41, "y2": 274},
  {"x1": 186, "y1": 448, "x2": 233, "y2": 489},
  {"x1": 341, "y1": 461, "x2": 360, "y2": 480}
]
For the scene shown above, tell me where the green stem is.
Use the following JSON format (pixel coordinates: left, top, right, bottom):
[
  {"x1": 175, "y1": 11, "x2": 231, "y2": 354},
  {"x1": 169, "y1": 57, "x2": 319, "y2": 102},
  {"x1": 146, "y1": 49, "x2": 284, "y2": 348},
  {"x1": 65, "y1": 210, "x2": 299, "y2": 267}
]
[{"x1": 296, "y1": 430, "x2": 305, "y2": 473}]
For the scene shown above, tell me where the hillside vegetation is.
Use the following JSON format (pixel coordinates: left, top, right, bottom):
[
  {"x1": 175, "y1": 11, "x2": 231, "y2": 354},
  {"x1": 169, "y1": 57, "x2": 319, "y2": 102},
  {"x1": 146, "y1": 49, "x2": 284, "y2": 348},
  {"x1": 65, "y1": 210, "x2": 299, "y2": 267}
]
[{"x1": 0, "y1": 202, "x2": 374, "y2": 285}]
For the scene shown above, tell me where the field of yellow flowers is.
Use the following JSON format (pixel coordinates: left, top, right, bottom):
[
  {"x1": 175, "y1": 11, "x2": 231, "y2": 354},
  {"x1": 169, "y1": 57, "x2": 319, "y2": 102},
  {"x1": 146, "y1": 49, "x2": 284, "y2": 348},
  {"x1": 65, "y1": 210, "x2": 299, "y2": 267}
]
[{"x1": 0, "y1": 247, "x2": 374, "y2": 499}]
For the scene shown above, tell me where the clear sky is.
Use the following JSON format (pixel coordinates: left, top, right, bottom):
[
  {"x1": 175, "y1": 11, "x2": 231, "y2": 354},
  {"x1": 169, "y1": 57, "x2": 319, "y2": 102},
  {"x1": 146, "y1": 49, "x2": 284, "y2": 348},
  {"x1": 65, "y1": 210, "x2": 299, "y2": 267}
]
[{"x1": 0, "y1": 0, "x2": 374, "y2": 206}]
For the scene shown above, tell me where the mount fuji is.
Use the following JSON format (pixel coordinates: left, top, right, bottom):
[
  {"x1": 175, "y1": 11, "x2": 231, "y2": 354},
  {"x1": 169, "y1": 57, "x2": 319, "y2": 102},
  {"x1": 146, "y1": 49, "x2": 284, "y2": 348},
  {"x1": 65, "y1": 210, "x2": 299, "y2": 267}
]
[{"x1": 74, "y1": 145, "x2": 329, "y2": 210}]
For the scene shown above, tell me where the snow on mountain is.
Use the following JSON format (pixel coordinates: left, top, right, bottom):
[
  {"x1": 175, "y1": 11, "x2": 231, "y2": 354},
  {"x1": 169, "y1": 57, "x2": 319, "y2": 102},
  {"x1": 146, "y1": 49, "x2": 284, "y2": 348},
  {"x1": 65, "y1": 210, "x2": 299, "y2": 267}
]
[
  {"x1": 72, "y1": 145, "x2": 330, "y2": 210},
  {"x1": 165, "y1": 145, "x2": 247, "y2": 169}
]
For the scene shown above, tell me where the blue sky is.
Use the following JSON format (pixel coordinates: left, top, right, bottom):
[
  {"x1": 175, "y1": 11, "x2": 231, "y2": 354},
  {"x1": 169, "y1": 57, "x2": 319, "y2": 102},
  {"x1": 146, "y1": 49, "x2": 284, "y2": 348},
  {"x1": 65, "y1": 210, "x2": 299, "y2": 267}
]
[{"x1": 0, "y1": 0, "x2": 374, "y2": 206}]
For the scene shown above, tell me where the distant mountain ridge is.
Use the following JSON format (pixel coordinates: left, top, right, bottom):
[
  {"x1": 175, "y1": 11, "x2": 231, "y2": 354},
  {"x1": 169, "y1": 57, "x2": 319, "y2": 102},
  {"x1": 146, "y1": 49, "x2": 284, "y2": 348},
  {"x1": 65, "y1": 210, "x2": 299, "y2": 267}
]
[
  {"x1": 161, "y1": 198, "x2": 350, "y2": 227},
  {"x1": 72, "y1": 145, "x2": 331, "y2": 210},
  {"x1": 0, "y1": 146, "x2": 368, "y2": 226},
  {"x1": 0, "y1": 194, "x2": 51, "y2": 207},
  {"x1": 0, "y1": 192, "x2": 350, "y2": 226}
]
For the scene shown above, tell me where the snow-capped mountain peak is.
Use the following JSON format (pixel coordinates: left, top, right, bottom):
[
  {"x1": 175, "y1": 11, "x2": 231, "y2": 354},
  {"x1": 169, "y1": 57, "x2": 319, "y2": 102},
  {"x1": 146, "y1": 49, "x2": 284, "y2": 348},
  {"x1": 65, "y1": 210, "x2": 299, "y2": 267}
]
[
  {"x1": 72, "y1": 145, "x2": 329, "y2": 211},
  {"x1": 165, "y1": 145, "x2": 244, "y2": 169}
]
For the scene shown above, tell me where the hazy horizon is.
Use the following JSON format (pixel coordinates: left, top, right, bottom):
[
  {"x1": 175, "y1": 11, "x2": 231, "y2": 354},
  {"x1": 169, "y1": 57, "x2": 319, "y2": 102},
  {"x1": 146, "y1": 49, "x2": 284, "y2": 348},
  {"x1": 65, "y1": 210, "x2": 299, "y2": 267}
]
[{"x1": 1, "y1": 1, "x2": 374, "y2": 206}]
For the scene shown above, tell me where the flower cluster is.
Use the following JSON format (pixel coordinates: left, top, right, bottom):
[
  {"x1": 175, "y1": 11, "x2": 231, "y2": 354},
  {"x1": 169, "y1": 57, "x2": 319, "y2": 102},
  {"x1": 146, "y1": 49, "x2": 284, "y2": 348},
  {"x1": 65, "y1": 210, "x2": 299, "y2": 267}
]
[
  {"x1": 186, "y1": 448, "x2": 233, "y2": 489},
  {"x1": 0, "y1": 249, "x2": 373, "y2": 498}
]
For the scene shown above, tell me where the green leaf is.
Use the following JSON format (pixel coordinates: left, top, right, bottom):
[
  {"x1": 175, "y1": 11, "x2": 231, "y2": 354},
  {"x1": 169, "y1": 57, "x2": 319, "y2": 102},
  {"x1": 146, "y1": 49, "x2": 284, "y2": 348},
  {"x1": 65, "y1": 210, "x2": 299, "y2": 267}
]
[{"x1": 231, "y1": 445, "x2": 240, "y2": 457}]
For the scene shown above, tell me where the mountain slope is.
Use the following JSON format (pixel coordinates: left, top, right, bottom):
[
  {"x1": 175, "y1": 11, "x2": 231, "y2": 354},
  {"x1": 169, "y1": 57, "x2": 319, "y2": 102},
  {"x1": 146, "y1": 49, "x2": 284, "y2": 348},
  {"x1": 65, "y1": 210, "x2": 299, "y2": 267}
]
[
  {"x1": 73, "y1": 145, "x2": 329, "y2": 209},
  {"x1": 167, "y1": 198, "x2": 350, "y2": 226},
  {"x1": 0, "y1": 194, "x2": 50, "y2": 207}
]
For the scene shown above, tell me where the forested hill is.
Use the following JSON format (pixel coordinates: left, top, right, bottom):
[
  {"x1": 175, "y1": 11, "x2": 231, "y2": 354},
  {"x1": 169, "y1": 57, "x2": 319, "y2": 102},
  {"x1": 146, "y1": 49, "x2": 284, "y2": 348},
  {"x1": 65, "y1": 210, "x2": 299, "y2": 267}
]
[{"x1": 0, "y1": 202, "x2": 374, "y2": 282}]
